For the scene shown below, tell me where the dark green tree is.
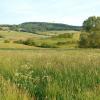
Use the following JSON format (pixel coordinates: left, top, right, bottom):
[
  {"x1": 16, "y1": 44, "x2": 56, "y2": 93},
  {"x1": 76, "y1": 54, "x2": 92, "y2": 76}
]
[
  {"x1": 83, "y1": 16, "x2": 100, "y2": 31},
  {"x1": 79, "y1": 16, "x2": 100, "y2": 48}
]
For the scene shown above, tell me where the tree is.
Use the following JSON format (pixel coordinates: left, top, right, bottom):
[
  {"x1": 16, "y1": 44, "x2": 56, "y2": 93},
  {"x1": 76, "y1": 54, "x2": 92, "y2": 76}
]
[
  {"x1": 83, "y1": 16, "x2": 100, "y2": 31},
  {"x1": 79, "y1": 32, "x2": 90, "y2": 48},
  {"x1": 79, "y1": 16, "x2": 100, "y2": 48},
  {"x1": 79, "y1": 32, "x2": 100, "y2": 48}
]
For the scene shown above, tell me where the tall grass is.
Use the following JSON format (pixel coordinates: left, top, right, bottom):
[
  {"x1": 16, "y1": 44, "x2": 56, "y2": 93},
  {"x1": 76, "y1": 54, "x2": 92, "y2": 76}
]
[
  {"x1": 0, "y1": 75, "x2": 31, "y2": 100},
  {"x1": 0, "y1": 49, "x2": 100, "y2": 99}
]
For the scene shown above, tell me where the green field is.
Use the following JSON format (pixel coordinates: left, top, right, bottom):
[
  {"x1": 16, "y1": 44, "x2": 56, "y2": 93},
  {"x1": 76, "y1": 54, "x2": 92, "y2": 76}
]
[
  {"x1": 0, "y1": 30, "x2": 80, "y2": 49},
  {"x1": 0, "y1": 49, "x2": 100, "y2": 100},
  {"x1": 0, "y1": 30, "x2": 100, "y2": 100},
  {"x1": 0, "y1": 30, "x2": 45, "y2": 49}
]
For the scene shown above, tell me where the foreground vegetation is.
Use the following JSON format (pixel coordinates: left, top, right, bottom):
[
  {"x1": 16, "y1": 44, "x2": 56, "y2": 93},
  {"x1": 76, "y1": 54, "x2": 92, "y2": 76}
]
[
  {"x1": 0, "y1": 49, "x2": 100, "y2": 100},
  {"x1": 0, "y1": 16, "x2": 100, "y2": 100}
]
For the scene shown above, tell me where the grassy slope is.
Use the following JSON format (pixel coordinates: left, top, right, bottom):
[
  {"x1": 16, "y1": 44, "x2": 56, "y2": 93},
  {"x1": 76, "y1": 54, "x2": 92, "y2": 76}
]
[
  {"x1": 0, "y1": 30, "x2": 44, "y2": 41},
  {"x1": 32, "y1": 31, "x2": 80, "y2": 48},
  {"x1": 0, "y1": 43, "x2": 37, "y2": 49},
  {"x1": 0, "y1": 30, "x2": 80, "y2": 49},
  {"x1": 0, "y1": 31, "x2": 41, "y2": 49}
]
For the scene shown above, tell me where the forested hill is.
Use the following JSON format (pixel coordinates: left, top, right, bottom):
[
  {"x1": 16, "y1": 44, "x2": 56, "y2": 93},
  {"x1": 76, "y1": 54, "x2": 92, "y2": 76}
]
[{"x1": 0, "y1": 22, "x2": 81, "y2": 33}]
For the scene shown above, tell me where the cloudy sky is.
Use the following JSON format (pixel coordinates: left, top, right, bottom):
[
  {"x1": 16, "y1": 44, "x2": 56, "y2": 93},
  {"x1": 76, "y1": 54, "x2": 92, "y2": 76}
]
[{"x1": 0, "y1": 0, "x2": 100, "y2": 25}]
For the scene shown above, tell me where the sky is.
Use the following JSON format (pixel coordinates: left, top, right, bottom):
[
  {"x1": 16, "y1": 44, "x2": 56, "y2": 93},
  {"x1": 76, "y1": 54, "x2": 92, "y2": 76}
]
[{"x1": 0, "y1": 0, "x2": 100, "y2": 26}]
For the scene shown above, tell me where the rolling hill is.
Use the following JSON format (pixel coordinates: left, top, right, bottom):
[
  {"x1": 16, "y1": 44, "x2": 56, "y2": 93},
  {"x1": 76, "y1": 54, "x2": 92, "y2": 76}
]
[{"x1": 0, "y1": 22, "x2": 81, "y2": 33}]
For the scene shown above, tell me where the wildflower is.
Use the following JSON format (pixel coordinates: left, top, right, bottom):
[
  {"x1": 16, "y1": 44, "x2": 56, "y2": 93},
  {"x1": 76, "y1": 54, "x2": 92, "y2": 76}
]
[{"x1": 15, "y1": 72, "x2": 19, "y2": 77}]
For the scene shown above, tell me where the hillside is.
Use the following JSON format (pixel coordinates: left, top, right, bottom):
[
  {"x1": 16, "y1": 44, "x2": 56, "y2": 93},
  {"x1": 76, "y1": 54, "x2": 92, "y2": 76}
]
[
  {"x1": 0, "y1": 22, "x2": 81, "y2": 33},
  {"x1": 0, "y1": 30, "x2": 80, "y2": 49}
]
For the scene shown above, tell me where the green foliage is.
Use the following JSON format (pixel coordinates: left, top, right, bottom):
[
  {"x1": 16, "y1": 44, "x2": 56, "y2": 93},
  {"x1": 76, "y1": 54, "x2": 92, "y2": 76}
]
[
  {"x1": 0, "y1": 35, "x2": 4, "y2": 38},
  {"x1": 39, "y1": 42, "x2": 57, "y2": 48},
  {"x1": 79, "y1": 16, "x2": 100, "y2": 48},
  {"x1": 0, "y1": 22, "x2": 81, "y2": 33},
  {"x1": 79, "y1": 31, "x2": 100, "y2": 48},
  {"x1": 15, "y1": 38, "x2": 37, "y2": 47},
  {"x1": 23, "y1": 38, "x2": 36, "y2": 46},
  {"x1": 0, "y1": 27, "x2": 3, "y2": 31},
  {"x1": 52, "y1": 33, "x2": 73, "y2": 38},
  {"x1": 79, "y1": 32, "x2": 90, "y2": 48},
  {"x1": 4, "y1": 39, "x2": 11, "y2": 43},
  {"x1": 14, "y1": 39, "x2": 24, "y2": 44},
  {"x1": 89, "y1": 32, "x2": 100, "y2": 48},
  {"x1": 16, "y1": 38, "x2": 58, "y2": 48},
  {"x1": 20, "y1": 22, "x2": 81, "y2": 33},
  {"x1": 83, "y1": 16, "x2": 100, "y2": 31},
  {"x1": 56, "y1": 41, "x2": 67, "y2": 45},
  {"x1": 9, "y1": 25, "x2": 19, "y2": 31}
]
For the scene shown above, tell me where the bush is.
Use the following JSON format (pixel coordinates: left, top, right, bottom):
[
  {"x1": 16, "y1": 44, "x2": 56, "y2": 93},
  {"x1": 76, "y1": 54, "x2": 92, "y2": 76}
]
[
  {"x1": 4, "y1": 40, "x2": 11, "y2": 43},
  {"x1": 0, "y1": 35, "x2": 4, "y2": 38},
  {"x1": 24, "y1": 38, "x2": 35, "y2": 46},
  {"x1": 39, "y1": 42, "x2": 57, "y2": 48},
  {"x1": 15, "y1": 38, "x2": 58, "y2": 48},
  {"x1": 15, "y1": 38, "x2": 36, "y2": 46},
  {"x1": 56, "y1": 41, "x2": 67, "y2": 45},
  {"x1": 79, "y1": 31, "x2": 100, "y2": 48},
  {"x1": 14, "y1": 40, "x2": 25, "y2": 44},
  {"x1": 89, "y1": 32, "x2": 100, "y2": 48},
  {"x1": 52, "y1": 33, "x2": 73, "y2": 38},
  {"x1": 79, "y1": 32, "x2": 90, "y2": 48}
]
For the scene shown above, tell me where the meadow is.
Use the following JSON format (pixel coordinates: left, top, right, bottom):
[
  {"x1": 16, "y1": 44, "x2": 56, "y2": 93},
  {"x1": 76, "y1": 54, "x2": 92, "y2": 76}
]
[
  {"x1": 0, "y1": 30, "x2": 100, "y2": 100},
  {"x1": 0, "y1": 49, "x2": 100, "y2": 100},
  {"x1": 0, "y1": 30, "x2": 80, "y2": 50}
]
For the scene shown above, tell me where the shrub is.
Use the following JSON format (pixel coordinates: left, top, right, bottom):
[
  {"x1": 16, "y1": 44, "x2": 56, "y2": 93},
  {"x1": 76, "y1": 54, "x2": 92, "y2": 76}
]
[
  {"x1": 52, "y1": 33, "x2": 73, "y2": 38},
  {"x1": 23, "y1": 38, "x2": 35, "y2": 46},
  {"x1": 89, "y1": 32, "x2": 100, "y2": 48},
  {"x1": 56, "y1": 41, "x2": 67, "y2": 45},
  {"x1": 15, "y1": 38, "x2": 36, "y2": 46},
  {"x1": 39, "y1": 42, "x2": 57, "y2": 48},
  {"x1": 15, "y1": 38, "x2": 58, "y2": 48},
  {"x1": 0, "y1": 35, "x2": 4, "y2": 38},
  {"x1": 79, "y1": 32, "x2": 90, "y2": 48},
  {"x1": 14, "y1": 40, "x2": 25, "y2": 44},
  {"x1": 4, "y1": 39, "x2": 11, "y2": 43},
  {"x1": 79, "y1": 31, "x2": 100, "y2": 48}
]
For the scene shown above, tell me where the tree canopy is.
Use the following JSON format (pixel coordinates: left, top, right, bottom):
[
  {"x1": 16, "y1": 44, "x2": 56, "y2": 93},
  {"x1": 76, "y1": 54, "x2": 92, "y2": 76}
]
[
  {"x1": 79, "y1": 16, "x2": 100, "y2": 48},
  {"x1": 83, "y1": 16, "x2": 100, "y2": 31}
]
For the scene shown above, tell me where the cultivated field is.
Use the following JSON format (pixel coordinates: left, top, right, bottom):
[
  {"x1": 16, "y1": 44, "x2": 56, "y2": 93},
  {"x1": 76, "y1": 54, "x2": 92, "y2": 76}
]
[{"x1": 0, "y1": 49, "x2": 100, "y2": 100}]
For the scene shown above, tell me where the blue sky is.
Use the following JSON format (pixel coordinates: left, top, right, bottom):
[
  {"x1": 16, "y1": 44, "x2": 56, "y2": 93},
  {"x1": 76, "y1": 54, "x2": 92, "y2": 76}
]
[{"x1": 0, "y1": 0, "x2": 100, "y2": 25}]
